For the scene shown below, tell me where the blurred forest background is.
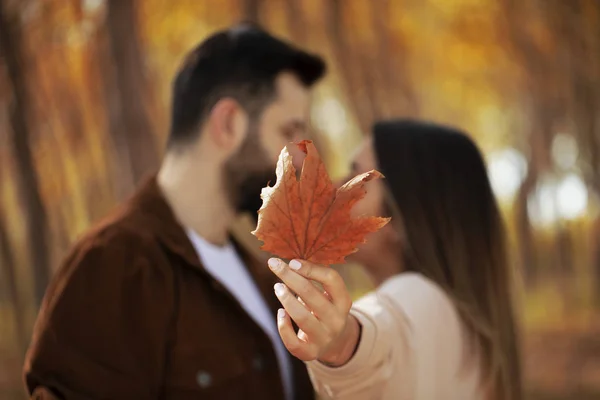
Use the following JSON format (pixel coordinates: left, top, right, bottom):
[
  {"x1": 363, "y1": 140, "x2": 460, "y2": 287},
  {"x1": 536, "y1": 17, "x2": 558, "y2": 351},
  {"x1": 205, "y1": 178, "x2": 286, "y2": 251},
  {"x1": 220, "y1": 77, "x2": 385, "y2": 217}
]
[{"x1": 1, "y1": 0, "x2": 599, "y2": 399}]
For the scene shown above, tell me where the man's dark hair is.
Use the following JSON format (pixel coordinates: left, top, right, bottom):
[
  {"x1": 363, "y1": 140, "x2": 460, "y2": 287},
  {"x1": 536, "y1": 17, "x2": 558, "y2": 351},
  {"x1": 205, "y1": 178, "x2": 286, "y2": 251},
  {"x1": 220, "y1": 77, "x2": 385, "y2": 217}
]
[{"x1": 167, "y1": 23, "x2": 326, "y2": 147}]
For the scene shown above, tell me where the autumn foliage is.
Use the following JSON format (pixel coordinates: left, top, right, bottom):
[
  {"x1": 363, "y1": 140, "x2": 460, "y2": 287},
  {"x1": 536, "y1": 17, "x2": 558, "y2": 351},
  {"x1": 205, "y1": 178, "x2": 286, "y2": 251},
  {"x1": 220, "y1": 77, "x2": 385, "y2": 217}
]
[{"x1": 252, "y1": 141, "x2": 390, "y2": 265}]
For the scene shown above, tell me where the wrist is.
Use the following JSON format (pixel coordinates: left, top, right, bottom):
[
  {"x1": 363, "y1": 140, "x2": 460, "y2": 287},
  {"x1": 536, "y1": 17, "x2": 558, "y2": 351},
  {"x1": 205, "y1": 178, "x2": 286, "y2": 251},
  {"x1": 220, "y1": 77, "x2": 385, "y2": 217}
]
[{"x1": 318, "y1": 315, "x2": 361, "y2": 367}]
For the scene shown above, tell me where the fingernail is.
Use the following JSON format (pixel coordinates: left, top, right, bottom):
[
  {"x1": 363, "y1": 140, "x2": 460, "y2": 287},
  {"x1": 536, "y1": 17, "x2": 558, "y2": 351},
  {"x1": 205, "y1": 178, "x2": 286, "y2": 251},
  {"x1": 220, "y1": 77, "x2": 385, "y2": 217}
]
[
  {"x1": 274, "y1": 283, "x2": 286, "y2": 297},
  {"x1": 277, "y1": 308, "x2": 286, "y2": 319},
  {"x1": 268, "y1": 258, "x2": 281, "y2": 270},
  {"x1": 289, "y1": 260, "x2": 301, "y2": 270}
]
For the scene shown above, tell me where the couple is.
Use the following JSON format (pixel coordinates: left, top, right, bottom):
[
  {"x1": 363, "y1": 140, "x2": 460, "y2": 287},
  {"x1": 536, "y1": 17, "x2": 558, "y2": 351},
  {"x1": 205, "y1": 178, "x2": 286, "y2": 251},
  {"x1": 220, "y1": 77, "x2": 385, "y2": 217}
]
[{"x1": 24, "y1": 24, "x2": 521, "y2": 400}]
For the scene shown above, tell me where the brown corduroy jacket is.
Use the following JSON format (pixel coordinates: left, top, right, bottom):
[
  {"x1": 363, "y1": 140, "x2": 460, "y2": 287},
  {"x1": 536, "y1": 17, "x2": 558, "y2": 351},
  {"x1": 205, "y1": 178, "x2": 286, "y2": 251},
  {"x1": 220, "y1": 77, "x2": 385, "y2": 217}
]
[{"x1": 23, "y1": 177, "x2": 314, "y2": 400}]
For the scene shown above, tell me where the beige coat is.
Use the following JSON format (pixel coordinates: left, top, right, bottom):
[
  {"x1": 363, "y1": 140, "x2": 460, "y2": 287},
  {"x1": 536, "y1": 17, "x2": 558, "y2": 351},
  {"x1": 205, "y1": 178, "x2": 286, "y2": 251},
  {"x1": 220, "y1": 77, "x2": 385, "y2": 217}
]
[{"x1": 307, "y1": 273, "x2": 484, "y2": 400}]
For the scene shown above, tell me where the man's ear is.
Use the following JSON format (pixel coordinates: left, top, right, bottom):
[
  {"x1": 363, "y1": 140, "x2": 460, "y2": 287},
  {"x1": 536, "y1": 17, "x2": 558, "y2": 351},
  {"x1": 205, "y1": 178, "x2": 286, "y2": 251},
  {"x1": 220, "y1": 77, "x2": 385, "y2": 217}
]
[{"x1": 207, "y1": 98, "x2": 249, "y2": 150}]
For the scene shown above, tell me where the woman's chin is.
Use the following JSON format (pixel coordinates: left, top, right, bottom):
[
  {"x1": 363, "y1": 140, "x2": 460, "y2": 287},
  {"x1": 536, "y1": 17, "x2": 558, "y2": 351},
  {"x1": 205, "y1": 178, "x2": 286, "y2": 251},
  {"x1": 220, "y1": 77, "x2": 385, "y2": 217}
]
[
  {"x1": 346, "y1": 252, "x2": 362, "y2": 264},
  {"x1": 346, "y1": 242, "x2": 374, "y2": 265},
  {"x1": 347, "y1": 250, "x2": 367, "y2": 266}
]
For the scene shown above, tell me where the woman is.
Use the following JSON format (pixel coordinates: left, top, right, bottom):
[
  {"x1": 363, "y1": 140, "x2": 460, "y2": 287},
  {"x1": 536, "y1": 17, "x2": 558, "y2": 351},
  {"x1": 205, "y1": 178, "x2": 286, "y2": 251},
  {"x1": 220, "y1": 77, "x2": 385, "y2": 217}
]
[{"x1": 267, "y1": 120, "x2": 522, "y2": 400}]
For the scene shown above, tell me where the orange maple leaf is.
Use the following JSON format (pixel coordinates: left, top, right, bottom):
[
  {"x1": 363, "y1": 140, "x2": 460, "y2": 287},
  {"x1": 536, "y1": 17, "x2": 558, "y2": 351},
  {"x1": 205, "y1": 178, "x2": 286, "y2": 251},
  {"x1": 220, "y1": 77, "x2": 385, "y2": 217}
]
[{"x1": 252, "y1": 140, "x2": 390, "y2": 265}]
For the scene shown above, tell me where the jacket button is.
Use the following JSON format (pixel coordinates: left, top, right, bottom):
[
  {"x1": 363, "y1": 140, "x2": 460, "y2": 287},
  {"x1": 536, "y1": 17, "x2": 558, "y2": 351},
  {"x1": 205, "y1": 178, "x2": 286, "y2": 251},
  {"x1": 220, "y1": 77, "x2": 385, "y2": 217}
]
[
  {"x1": 252, "y1": 355, "x2": 265, "y2": 371},
  {"x1": 196, "y1": 370, "x2": 213, "y2": 388}
]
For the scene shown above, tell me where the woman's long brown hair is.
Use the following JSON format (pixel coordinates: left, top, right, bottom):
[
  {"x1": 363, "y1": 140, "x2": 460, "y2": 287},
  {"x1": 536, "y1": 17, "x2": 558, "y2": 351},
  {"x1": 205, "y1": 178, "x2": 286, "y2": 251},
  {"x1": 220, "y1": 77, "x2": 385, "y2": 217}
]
[{"x1": 373, "y1": 120, "x2": 522, "y2": 400}]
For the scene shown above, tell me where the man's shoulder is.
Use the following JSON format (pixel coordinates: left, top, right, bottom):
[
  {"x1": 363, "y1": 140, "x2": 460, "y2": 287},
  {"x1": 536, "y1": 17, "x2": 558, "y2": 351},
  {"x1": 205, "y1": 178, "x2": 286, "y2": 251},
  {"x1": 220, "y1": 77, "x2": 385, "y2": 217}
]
[
  {"x1": 37, "y1": 210, "x2": 174, "y2": 325},
  {"x1": 58, "y1": 208, "x2": 166, "y2": 284},
  {"x1": 73, "y1": 212, "x2": 155, "y2": 257}
]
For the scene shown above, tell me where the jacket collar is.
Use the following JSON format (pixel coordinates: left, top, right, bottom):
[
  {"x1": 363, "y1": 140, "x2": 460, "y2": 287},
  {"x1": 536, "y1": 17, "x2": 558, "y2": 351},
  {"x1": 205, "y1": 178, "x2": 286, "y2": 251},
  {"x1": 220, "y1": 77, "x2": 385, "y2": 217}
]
[
  {"x1": 127, "y1": 175, "x2": 204, "y2": 268},
  {"x1": 124, "y1": 175, "x2": 276, "y2": 297}
]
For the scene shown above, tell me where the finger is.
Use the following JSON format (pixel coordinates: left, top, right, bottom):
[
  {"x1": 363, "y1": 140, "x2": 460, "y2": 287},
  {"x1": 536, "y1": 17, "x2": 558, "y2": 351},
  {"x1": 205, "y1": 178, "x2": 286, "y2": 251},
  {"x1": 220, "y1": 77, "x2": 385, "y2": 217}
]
[
  {"x1": 269, "y1": 259, "x2": 337, "y2": 320},
  {"x1": 298, "y1": 295, "x2": 329, "y2": 315},
  {"x1": 277, "y1": 309, "x2": 317, "y2": 361},
  {"x1": 274, "y1": 283, "x2": 330, "y2": 346},
  {"x1": 288, "y1": 259, "x2": 351, "y2": 313},
  {"x1": 297, "y1": 296, "x2": 311, "y2": 312},
  {"x1": 298, "y1": 329, "x2": 309, "y2": 342}
]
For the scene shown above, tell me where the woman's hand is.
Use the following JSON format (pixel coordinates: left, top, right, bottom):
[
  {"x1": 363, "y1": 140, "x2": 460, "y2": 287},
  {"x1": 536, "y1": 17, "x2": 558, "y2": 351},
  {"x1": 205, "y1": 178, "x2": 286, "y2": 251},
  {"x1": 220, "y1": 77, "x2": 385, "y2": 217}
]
[{"x1": 267, "y1": 258, "x2": 361, "y2": 367}]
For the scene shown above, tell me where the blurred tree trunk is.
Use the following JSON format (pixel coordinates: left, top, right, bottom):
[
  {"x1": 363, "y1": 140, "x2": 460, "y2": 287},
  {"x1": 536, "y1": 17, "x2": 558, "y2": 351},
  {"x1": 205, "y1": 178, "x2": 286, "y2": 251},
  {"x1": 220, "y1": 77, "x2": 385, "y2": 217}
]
[
  {"x1": 326, "y1": 0, "x2": 371, "y2": 134},
  {"x1": 500, "y1": 0, "x2": 560, "y2": 285},
  {"x1": 556, "y1": 228, "x2": 573, "y2": 279},
  {"x1": 369, "y1": 0, "x2": 419, "y2": 117},
  {"x1": 354, "y1": 1, "x2": 391, "y2": 122},
  {"x1": 101, "y1": 0, "x2": 159, "y2": 199},
  {"x1": 498, "y1": 0, "x2": 540, "y2": 283},
  {"x1": 0, "y1": 208, "x2": 26, "y2": 353},
  {"x1": 284, "y1": 0, "x2": 306, "y2": 44},
  {"x1": 558, "y1": 1, "x2": 600, "y2": 295},
  {"x1": 593, "y1": 220, "x2": 600, "y2": 299},
  {"x1": 243, "y1": 0, "x2": 261, "y2": 23},
  {"x1": 515, "y1": 169, "x2": 537, "y2": 283},
  {"x1": 326, "y1": 0, "x2": 418, "y2": 134},
  {"x1": 0, "y1": 0, "x2": 51, "y2": 307}
]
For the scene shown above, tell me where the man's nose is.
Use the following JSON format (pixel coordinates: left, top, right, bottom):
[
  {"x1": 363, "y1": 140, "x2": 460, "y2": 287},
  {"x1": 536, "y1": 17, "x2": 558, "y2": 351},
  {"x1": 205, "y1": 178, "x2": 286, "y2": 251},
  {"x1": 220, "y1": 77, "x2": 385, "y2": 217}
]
[{"x1": 287, "y1": 143, "x2": 306, "y2": 172}]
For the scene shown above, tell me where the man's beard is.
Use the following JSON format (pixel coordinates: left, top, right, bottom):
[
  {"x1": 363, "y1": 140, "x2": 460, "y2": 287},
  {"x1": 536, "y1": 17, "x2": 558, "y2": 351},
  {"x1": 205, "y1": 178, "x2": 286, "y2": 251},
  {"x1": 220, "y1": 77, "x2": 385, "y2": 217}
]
[
  {"x1": 223, "y1": 129, "x2": 277, "y2": 219},
  {"x1": 233, "y1": 169, "x2": 277, "y2": 218}
]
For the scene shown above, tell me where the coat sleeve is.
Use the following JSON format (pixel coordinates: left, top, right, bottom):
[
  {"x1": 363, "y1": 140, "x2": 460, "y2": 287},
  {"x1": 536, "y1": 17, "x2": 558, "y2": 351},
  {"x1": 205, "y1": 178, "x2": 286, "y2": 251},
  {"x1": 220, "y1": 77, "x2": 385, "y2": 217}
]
[
  {"x1": 306, "y1": 273, "x2": 466, "y2": 400},
  {"x1": 305, "y1": 291, "x2": 408, "y2": 400},
  {"x1": 23, "y1": 232, "x2": 175, "y2": 400}
]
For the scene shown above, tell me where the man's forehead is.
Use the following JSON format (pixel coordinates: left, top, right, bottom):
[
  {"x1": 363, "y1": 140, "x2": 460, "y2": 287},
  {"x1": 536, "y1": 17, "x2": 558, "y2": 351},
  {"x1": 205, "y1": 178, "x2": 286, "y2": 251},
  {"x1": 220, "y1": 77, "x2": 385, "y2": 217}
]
[{"x1": 274, "y1": 72, "x2": 310, "y2": 109}]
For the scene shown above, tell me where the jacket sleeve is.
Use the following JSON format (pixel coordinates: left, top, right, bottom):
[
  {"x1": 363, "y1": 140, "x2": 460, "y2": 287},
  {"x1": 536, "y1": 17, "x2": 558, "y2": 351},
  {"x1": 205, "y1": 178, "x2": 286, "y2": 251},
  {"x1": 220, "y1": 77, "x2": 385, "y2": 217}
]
[
  {"x1": 23, "y1": 232, "x2": 175, "y2": 400},
  {"x1": 306, "y1": 273, "x2": 465, "y2": 400}
]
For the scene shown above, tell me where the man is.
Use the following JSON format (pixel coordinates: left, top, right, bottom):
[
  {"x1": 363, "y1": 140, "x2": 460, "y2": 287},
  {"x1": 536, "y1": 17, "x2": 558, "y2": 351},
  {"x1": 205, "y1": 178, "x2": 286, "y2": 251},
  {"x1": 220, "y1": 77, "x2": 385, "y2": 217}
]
[{"x1": 24, "y1": 23, "x2": 326, "y2": 400}]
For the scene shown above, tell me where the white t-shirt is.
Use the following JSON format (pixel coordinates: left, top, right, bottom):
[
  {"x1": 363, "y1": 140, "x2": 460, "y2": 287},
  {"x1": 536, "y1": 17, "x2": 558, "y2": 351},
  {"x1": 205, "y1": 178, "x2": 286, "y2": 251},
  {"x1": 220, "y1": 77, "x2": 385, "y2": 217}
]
[{"x1": 187, "y1": 229, "x2": 294, "y2": 400}]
